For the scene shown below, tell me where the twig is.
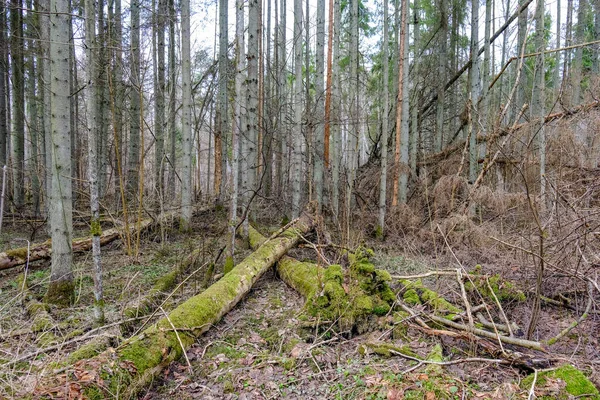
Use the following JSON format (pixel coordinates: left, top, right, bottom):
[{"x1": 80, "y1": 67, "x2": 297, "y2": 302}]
[
  {"x1": 475, "y1": 313, "x2": 517, "y2": 336},
  {"x1": 545, "y1": 282, "x2": 594, "y2": 346},
  {"x1": 456, "y1": 269, "x2": 474, "y2": 327},
  {"x1": 528, "y1": 369, "x2": 538, "y2": 400},
  {"x1": 159, "y1": 306, "x2": 192, "y2": 372},
  {"x1": 486, "y1": 277, "x2": 515, "y2": 337},
  {"x1": 426, "y1": 314, "x2": 545, "y2": 351}
]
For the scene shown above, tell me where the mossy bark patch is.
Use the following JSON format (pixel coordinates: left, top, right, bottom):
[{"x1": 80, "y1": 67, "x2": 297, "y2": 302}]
[{"x1": 45, "y1": 279, "x2": 75, "y2": 307}]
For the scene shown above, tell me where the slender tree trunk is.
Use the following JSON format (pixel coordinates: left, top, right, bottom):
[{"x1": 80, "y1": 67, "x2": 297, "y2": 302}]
[
  {"x1": 84, "y1": 0, "x2": 105, "y2": 323},
  {"x1": 155, "y1": 0, "x2": 166, "y2": 200},
  {"x1": 378, "y1": 0, "x2": 390, "y2": 235},
  {"x1": 553, "y1": 0, "x2": 561, "y2": 98},
  {"x1": 216, "y1": 0, "x2": 228, "y2": 204},
  {"x1": 345, "y1": 0, "x2": 359, "y2": 230},
  {"x1": 167, "y1": 0, "x2": 177, "y2": 200},
  {"x1": 527, "y1": 0, "x2": 546, "y2": 339},
  {"x1": 331, "y1": 0, "x2": 341, "y2": 217},
  {"x1": 10, "y1": 0, "x2": 24, "y2": 208},
  {"x1": 398, "y1": 6, "x2": 410, "y2": 204},
  {"x1": 264, "y1": 0, "x2": 273, "y2": 196},
  {"x1": 563, "y1": 0, "x2": 573, "y2": 85},
  {"x1": 313, "y1": 0, "x2": 325, "y2": 211},
  {"x1": 111, "y1": 0, "x2": 123, "y2": 202},
  {"x1": 593, "y1": 0, "x2": 600, "y2": 74},
  {"x1": 468, "y1": 0, "x2": 481, "y2": 185},
  {"x1": 128, "y1": 0, "x2": 141, "y2": 198},
  {"x1": 27, "y1": 0, "x2": 40, "y2": 216},
  {"x1": 246, "y1": 0, "x2": 260, "y2": 221},
  {"x1": 482, "y1": 0, "x2": 492, "y2": 131},
  {"x1": 40, "y1": 0, "x2": 51, "y2": 214},
  {"x1": 572, "y1": 0, "x2": 586, "y2": 105},
  {"x1": 46, "y1": 0, "x2": 74, "y2": 306},
  {"x1": 180, "y1": 0, "x2": 193, "y2": 230},
  {"x1": 410, "y1": 0, "x2": 419, "y2": 176},
  {"x1": 230, "y1": 0, "x2": 245, "y2": 258},
  {"x1": 0, "y1": 0, "x2": 7, "y2": 168},
  {"x1": 516, "y1": 0, "x2": 528, "y2": 119},
  {"x1": 392, "y1": 0, "x2": 408, "y2": 206},
  {"x1": 434, "y1": 0, "x2": 447, "y2": 152},
  {"x1": 291, "y1": 0, "x2": 303, "y2": 217}
]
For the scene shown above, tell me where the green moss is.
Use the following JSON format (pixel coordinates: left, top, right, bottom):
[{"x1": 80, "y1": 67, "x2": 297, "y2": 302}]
[
  {"x1": 521, "y1": 365, "x2": 600, "y2": 399},
  {"x1": 5, "y1": 246, "x2": 30, "y2": 260},
  {"x1": 90, "y1": 218, "x2": 102, "y2": 236},
  {"x1": 282, "y1": 357, "x2": 295, "y2": 370},
  {"x1": 324, "y1": 264, "x2": 343, "y2": 284},
  {"x1": 68, "y1": 339, "x2": 109, "y2": 364},
  {"x1": 403, "y1": 289, "x2": 421, "y2": 305},
  {"x1": 465, "y1": 274, "x2": 526, "y2": 303},
  {"x1": 223, "y1": 256, "x2": 234, "y2": 274},
  {"x1": 45, "y1": 279, "x2": 75, "y2": 307},
  {"x1": 400, "y1": 280, "x2": 461, "y2": 314}
]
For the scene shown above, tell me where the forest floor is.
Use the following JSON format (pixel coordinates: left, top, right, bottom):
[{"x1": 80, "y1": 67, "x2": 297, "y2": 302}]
[{"x1": 0, "y1": 202, "x2": 599, "y2": 399}]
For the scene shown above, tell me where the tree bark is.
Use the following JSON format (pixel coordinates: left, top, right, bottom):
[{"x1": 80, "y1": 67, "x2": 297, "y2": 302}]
[
  {"x1": 10, "y1": 0, "x2": 25, "y2": 208},
  {"x1": 33, "y1": 207, "x2": 315, "y2": 399},
  {"x1": 378, "y1": 0, "x2": 390, "y2": 235},
  {"x1": 46, "y1": 0, "x2": 74, "y2": 306},
  {"x1": 291, "y1": 0, "x2": 303, "y2": 218},
  {"x1": 180, "y1": 0, "x2": 193, "y2": 230},
  {"x1": 0, "y1": 0, "x2": 7, "y2": 168},
  {"x1": 127, "y1": 0, "x2": 141, "y2": 198}
]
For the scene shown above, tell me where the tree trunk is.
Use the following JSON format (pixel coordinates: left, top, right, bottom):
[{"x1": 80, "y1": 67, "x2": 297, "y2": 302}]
[
  {"x1": 392, "y1": 0, "x2": 408, "y2": 206},
  {"x1": 313, "y1": 0, "x2": 325, "y2": 211},
  {"x1": 572, "y1": 0, "x2": 586, "y2": 106},
  {"x1": 46, "y1": 0, "x2": 74, "y2": 306},
  {"x1": 10, "y1": 0, "x2": 24, "y2": 208},
  {"x1": 127, "y1": 0, "x2": 141, "y2": 199},
  {"x1": 34, "y1": 207, "x2": 315, "y2": 399},
  {"x1": 84, "y1": 0, "x2": 105, "y2": 323},
  {"x1": 553, "y1": 0, "x2": 561, "y2": 98},
  {"x1": 378, "y1": 0, "x2": 390, "y2": 236},
  {"x1": 180, "y1": 0, "x2": 193, "y2": 230},
  {"x1": 410, "y1": 0, "x2": 419, "y2": 176},
  {"x1": 468, "y1": 0, "x2": 481, "y2": 185},
  {"x1": 291, "y1": 0, "x2": 303, "y2": 218},
  {"x1": 230, "y1": 0, "x2": 246, "y2": 257},
  {"x1": 0, "y1": 0, "x2": 7, "y2": 168},
  {"x1": 331, "y1": 0, "x2": 341, "y2": 217},
  {"x1": 434, "y1": 0, "x2": 447, "y2": 152},
  {"x1": 167, "y1": 0, "x2": 177, "y2": 199},
  {"x1": 216, "y1": 0, "x2": 228, "y2": 203}
]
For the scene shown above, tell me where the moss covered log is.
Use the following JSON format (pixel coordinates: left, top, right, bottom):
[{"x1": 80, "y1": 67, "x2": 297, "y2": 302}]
[
  {"x1": 249, "y1": 226, "x2": 396, "y2": 335},
  {"x1": 0, "y1": 210, "x2": 180, "y2": 272},
  {"x1": 32, "y1": 208, "x2": 315, "y2": 399}
]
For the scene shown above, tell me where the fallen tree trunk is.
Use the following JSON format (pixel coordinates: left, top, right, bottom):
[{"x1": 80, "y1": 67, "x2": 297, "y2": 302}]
[
  {"x1": 0, "y1": 210, "x2": 181, "y2": 271},
  {"x1": 32, "y1": 206, "x2": 315, "y2": 399}
]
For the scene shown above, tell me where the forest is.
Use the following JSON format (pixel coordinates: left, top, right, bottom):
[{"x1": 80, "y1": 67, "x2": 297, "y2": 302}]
[{"x1": 1, "y1": 0, "x2": 600, "y2": 397}]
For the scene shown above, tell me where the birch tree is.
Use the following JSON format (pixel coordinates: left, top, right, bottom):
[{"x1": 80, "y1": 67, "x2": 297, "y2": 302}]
[
  {"x1": 84, "y1": 0, "x2": 104, "y2": 322},
  {"x1": 180, "y1": 0, "x2": 193, "y2": 230},
  {"x1": 230, "y1": 0, "x2": 245, "y2": 257},
  {"x1": 46, "y1": 0, "x2": 74, "y2": 306}
]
